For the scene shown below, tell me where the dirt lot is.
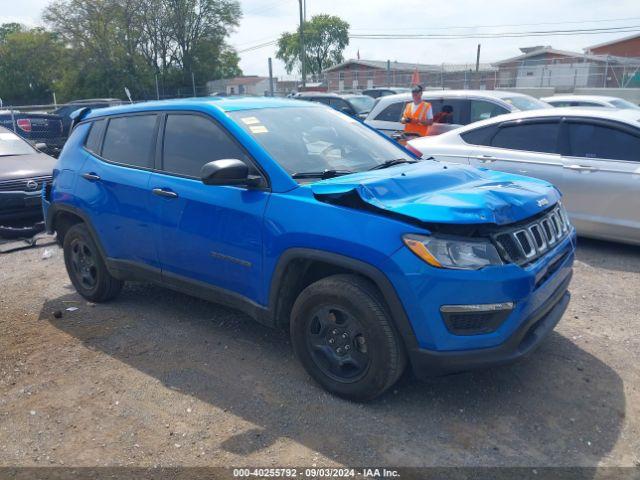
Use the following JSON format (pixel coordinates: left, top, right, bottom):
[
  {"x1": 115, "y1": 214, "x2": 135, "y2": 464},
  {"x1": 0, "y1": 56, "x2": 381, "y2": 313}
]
[{"x1": 0, "y1": 237, "x2": 639, "y2": 468}]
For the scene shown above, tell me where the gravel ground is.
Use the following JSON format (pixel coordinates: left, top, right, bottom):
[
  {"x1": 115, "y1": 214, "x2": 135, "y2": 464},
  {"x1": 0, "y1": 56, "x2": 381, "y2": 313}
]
[{"x1": 0, "y1": 236, "x2": 639, "y2": 468}]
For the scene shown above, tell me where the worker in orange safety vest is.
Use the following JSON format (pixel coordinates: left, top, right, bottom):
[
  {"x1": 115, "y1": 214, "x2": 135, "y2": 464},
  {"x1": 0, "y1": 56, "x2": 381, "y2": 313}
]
[{"x1": 401, "y1": 84, "x2": 433, "y2": 137}]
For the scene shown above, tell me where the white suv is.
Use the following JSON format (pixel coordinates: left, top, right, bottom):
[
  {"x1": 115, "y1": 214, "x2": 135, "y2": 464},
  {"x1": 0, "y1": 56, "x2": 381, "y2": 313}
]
[{"x1": 365, "y1": 90, "x2": 550, "y2": 137}]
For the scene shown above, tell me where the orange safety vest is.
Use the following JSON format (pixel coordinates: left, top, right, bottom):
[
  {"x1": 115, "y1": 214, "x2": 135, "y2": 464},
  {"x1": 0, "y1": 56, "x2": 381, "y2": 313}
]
[{"x1": 403, "y1": 101, "x2": 431, "y2": 137}]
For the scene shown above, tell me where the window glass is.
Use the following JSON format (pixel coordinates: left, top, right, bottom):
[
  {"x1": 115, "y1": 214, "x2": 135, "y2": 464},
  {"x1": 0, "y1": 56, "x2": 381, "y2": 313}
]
[
  {"x1": 162, "y1": 114, "x2": 251, "y2": 177},
  {"x1": 469, "y1": 100, "x2": 509, "y2": 123},
  {"x1": 345, "y1": 96, "x2": 374, "y2": 114},
  {"x1": 501, "y1": 96, "x2": 551, "y2": 111},
  {"x1": 84, "y1": 119, "x2": 105, "y2": 154},
  {"x1": 0, "y1": 130, "x2": 35, "y2": 156},
  {"x1": 430, "y1": 99, "x2": 467, "y2": 125},
  {"x1": 491, "y1": 122, "x2": 559, "y2": 153},
  {"x1": 568, "y1": 123, "x2": 640, "y2": 161},
  {"x1": 609, "y1": 99, "x2": 640, "y2": 110},
  {"x1": 229, "y1": 107, "x2": 414, "y2": 177},
  {"x1": 460, "y1": 125, "x2": 499, "y2": 146},
  {"x1": 374, "y1": 101, "x2": 404, "y2": 122},
  {"x1": 102, "y1": 115, "x2": 157, "y2": 168}
]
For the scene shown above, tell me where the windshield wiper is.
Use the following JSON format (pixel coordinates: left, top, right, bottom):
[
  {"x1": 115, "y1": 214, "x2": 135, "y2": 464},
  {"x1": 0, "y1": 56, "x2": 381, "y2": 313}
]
[
  {"x1": 368, "y1": 158, "x2": 418, "y2": 171},
  {"x1": 292, "y1": 169, "x2": 354, "y2": 180}
]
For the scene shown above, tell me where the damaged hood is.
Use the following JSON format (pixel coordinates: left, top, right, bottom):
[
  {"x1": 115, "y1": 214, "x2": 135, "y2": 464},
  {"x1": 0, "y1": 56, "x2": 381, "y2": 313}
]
[{"x1": 309, "y1": 162, "x2": 561, "y2": 225}]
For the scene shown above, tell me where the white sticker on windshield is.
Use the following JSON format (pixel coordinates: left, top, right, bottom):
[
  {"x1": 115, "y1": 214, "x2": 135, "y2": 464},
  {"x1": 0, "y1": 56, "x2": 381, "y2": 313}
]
[
  {"x1": 241, "y1": 116, "x2": 261, "y2": 125},
  {"x1": 0, "y1": 132, "x2": 18, "y2": 141},
  {"x1": 249, "y1": 125, "x2": 268, "y2": 134}
]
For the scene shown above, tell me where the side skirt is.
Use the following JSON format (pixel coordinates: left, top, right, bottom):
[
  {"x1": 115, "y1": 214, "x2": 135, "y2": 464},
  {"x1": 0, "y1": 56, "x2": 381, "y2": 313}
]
[{"x1": 106, "y1": 258, "x2": 273, "y2": 328}]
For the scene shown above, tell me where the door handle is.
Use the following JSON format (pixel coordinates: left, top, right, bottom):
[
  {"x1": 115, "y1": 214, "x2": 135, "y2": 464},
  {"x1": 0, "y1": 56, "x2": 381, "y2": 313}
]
[
  {"x1": 564, "y1": 164, "x2": 599, "y2": 172},
  {"x1": 152, "y1": 188, "x2": 179, "y2": 199},
  {"x1": 81, "y1": 172, "x2": 101, "y2": 182},
  {"x1": 476, "y1": 155, "x2": 496, "y2": 163}
]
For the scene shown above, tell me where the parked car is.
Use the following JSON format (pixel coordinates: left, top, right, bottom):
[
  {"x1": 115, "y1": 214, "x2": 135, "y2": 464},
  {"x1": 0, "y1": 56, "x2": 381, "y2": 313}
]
[
  {"x1": 408, "y1": 107, "x2": 640, "y2": 245},
  {"x1": 365, "y1": 90, "x2": 551, "y2": 137},
  {"x1": 53, "y1": 98, "x2": 124, "y2": 137},
  {"x1": 293, "y1": 92, "x2": 375, "y2": 118},
  {"x1": 541, "y1": 95, "x2": 640, "y2": 110},
  {"x1": 0, "y1": 110, "x2": 65, "y2": 156},
  {"x1": 0, "y1": 126, "x2": 56, "y2": 237},
  {"x1": 43, "y1": 98, "x2": 575, "y2": 400},
  {"x1": 362, "y1": 87, "x2": 412, "y2": 99}
]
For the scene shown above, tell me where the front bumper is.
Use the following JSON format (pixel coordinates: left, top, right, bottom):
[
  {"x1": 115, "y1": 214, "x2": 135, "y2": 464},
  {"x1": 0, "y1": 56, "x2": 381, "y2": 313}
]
[
  {"x1": 0, "y1": 191, "x2": 43, "y2": 222},
  {"x1": 408, "y1": 272, "x2": 571, "y2": 378}
]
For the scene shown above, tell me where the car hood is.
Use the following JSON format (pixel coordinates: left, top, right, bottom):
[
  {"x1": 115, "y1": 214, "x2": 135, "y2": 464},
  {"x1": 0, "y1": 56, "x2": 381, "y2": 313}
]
[
  {"x1": 0, "y1": 153, "x2": 56, "y2": 181},
  {"x1": 309, "y1": 161, "x2": 561, "y2": 226}
]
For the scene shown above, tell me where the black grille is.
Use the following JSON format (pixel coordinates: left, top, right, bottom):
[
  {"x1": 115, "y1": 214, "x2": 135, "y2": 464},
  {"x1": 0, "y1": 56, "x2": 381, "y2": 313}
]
[
  {"x1": 493, "y1": 205, "x2": 571, "y2": 266},
  {"x1": 441, "y1": 309, "x2": 513, "y2": 336},
  {"x1": 0, "y1": 176, "x2": 51, "y2": 192}
]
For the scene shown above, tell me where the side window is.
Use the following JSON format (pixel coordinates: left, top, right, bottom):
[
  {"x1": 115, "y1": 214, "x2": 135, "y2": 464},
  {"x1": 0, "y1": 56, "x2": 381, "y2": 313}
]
[
  {"x1": 329, "y1": 98, "x2": 352, "y2": 113},
  {"x1": 460, "y1": 125, "x2": 499, "y2": 146},
  {"x1": 101, "y1": 115, "x2": 157, "y2": 168},
  {"x1": 374, "y1": 101, "x2": 404, "y2": 122},
  {"x1": 429, "y1": 99, "x2": 468, "y2": 125},
  {"x1": 568, "y1": 123, "x2": 640, "y2": 161},
  {"x1": 491, "y1": 122, "x2": 560, "y2": 153},
  {"x1": 84, "y1": 119, "x2": 105, "y2": 154},
  {"x1": 574, "y1": 102, "x2": 602, "y2": 107},
  {"x1": 469, "y1": 100, "x2": 509, "y2": 123},
  {"x1": 162, "y1": 114, "x2": 252, "y2": 178}
]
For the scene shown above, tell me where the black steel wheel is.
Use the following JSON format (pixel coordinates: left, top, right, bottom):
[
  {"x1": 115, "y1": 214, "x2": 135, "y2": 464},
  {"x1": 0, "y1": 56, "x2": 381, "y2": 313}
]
[
  {"x1": 63, "y1": 223, "x2": 123, "y2": 302},
  {"x1": 291, "y1": 274, "x2": 406, "y2": 401}
]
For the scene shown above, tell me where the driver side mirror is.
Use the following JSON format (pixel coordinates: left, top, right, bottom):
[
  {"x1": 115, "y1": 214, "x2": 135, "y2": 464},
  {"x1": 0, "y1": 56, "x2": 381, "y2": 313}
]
[
  {"x1": 35, "y1": 142, "x2": 47, "y2": 151},
  {"x1": 200, "y1": 159, "x2": 262, "y2": 187}
]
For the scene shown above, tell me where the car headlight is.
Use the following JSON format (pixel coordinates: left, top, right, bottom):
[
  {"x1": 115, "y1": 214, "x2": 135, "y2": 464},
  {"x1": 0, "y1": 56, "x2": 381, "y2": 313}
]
[{"x1": 403, "y1": 234, "x2": 503, "y2": 270}]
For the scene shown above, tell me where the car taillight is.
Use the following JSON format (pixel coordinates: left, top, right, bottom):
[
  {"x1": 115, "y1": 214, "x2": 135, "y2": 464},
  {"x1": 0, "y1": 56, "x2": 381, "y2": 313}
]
[
  {"x1": 16, "y1": 119, "x2": 32, "y2": 132},
  {"x1": 405, "y1": 143, "x2": 423, "y2": 158}
]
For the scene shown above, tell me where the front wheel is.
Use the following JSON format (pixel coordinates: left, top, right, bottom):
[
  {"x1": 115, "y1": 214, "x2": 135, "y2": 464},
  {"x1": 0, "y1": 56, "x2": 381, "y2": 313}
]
[
  {"x1": 290, "y1": 274, "x2": 406, "y2": 401},
  {"x1": 63, "y1": 223, "x2": 123, "y2": 302}
]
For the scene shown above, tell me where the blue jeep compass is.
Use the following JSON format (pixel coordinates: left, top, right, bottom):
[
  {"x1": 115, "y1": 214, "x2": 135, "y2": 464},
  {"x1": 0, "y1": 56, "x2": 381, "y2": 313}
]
[{"x1": 43, "y1": 98, "x2": 576, "y2": 400}]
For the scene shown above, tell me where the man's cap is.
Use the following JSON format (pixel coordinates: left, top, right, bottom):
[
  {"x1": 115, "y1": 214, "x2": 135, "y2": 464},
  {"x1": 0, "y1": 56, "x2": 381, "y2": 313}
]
[{"x1": 411, "y1": 84, "x2": 423, "y2": 93}]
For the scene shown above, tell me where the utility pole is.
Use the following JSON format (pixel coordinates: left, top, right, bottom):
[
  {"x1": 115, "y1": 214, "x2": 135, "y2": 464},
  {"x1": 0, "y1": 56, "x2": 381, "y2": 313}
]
[
  {"x1": 268, "y1": 57, "x2": 275, "y2": 96},
  {"x1": 475, "y1": 44, "x2": 481, "y2": 72},
  {"x1": 298, "y1": 0, "x2": 306, "y2": 88}
]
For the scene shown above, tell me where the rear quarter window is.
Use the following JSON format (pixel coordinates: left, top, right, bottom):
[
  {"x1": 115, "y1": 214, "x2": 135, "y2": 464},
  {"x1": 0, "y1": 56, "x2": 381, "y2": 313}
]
[
  {"x1": 374, "y1": 101, "x2": 404, "y2": 122},
  {"x1": 84, "y1": 119, "x2": 105, "y2": 154}
]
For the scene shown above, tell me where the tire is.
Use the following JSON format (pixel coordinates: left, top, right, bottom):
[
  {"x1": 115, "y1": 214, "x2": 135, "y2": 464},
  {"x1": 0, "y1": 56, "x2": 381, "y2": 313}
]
[
  {"x1": 290, "y1": 274, "x2": 406, "y2": 401},
  {"x1": 63, "y1": 223, "x2": 123, "y2": 302}
]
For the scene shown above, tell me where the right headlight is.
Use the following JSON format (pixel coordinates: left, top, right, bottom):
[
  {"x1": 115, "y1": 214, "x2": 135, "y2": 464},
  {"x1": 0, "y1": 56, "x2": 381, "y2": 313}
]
[{"x1": 403, "y1": 234, "x2": 503, "y2": 270}]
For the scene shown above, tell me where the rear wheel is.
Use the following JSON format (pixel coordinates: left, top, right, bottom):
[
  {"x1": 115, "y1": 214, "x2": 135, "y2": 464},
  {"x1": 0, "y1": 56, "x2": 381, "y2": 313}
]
[
  {"x1": 63, "y1": 223, "x2": 123, "y2": 302},
  {"x1": 290, "y1": 274, "x2": 406, "y2": 401}
]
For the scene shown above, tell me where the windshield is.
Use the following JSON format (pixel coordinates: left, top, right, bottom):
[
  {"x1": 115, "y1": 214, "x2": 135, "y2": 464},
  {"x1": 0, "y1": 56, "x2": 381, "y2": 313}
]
[
  {"x1": 610, "y1": 99, "x2": 640, "y2": 110},
  {"x1": 347, "y1": 96, "x2": 375, "y2": 114},
  {"x1": 501, "y1": 96, "x2": 551, "y2": 111},
  {"x1": 230, "y1": 106, "x2": 414, "y2": 178},
  {"x1": 0, "y1": 131, "x2": 36, "y2": 156}
]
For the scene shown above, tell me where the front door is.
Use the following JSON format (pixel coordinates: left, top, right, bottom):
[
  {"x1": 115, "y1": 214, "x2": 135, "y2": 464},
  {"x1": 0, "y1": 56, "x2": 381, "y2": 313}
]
[
  {"x1": 559, "y1": 118, "x2": 640, "y2": 242},
  {"x1": 148, "y1": 112, "x2": 269, "y2": 302}
]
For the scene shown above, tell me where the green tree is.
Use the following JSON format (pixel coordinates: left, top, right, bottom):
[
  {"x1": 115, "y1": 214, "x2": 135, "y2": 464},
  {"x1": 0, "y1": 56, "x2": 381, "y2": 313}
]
[
  {"x1": 0, "y1": 25, "x2": 67, "y2": 104},
  {"x1": 276, "y1": 14, "x2": 349, "y2": 77}
]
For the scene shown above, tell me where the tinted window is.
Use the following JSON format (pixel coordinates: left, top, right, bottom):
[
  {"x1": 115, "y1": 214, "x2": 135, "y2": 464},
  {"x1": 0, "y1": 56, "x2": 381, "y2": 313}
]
[
  {"x1": 491, "y1": 122, "x2": 559, "y2": 153},
  {"x1": 84, "y1": 119, "x2": 105, "y2": 154},
  {"x1": 430, "y1": 99, "x2": 468, "y2": 125},
  {"x1": 102, "y1": 115, "x2": 157, "y2": 168},
  {"x1": 460, "y1": 125, "x2": 499, "y2": 146},
  {"x1": 568, "y1": 122, "x2": 640, "y2": 161},
  {"x1": 329, "y1": 98, "x2": 353, "y2": 113},
  {"x1": 162, "y1": 114, "x2": 251, "y2": 177},
  {"x1": 374, "y1": 101, "x2": 404, "y2": 122},
  {"x1": 469, "y1": 100, "x2": 509, "y2": 123}
]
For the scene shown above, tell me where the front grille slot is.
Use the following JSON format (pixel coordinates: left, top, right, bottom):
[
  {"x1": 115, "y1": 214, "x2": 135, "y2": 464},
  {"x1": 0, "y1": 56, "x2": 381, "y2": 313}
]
[{"x1": 493, "y1": 205, "x2": 572, "y2": 266}]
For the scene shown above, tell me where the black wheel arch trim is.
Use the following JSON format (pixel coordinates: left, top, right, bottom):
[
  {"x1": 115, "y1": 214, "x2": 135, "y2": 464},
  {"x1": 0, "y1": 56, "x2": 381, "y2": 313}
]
[
  {"x1": 47, "y1": 203, "x2": 108, "y2": 260},
  {"x1": 268, "y1": 248, "x2": 419, "y2": 351}
]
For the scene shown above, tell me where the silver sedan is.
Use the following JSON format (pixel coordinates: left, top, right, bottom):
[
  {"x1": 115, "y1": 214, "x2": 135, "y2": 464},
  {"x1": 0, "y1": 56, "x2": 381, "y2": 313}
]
[{"x1": 408, "y1": 107, "x2": 640, "y2": 246}]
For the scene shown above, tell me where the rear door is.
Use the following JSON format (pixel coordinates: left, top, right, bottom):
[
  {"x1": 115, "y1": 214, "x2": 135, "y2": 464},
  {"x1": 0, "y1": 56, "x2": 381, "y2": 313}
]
[
  {"x1": 148, "y1": 112, "x2": 269, "y2": 301},
  {"x1": 467, "y1": 118, "x2": 565, "y2": 190},
  {"x1": 559, "y1": 118, "x2": 640, "y2": 242},
  {"x1": 76, "y1": 114, "x2": 160, "y2": 270}
]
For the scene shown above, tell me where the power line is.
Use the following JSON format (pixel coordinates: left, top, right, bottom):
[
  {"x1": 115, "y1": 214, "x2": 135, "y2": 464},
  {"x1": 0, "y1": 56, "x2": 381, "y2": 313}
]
[{"x1": 350, "y1": 16, "x2": 640, "y2": 32}]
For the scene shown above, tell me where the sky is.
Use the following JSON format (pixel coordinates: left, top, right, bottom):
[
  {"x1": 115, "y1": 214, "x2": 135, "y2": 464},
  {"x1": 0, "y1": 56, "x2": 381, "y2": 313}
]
[{"x1": 2, "y1": 0, "x2": 639, "y2": 80}]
